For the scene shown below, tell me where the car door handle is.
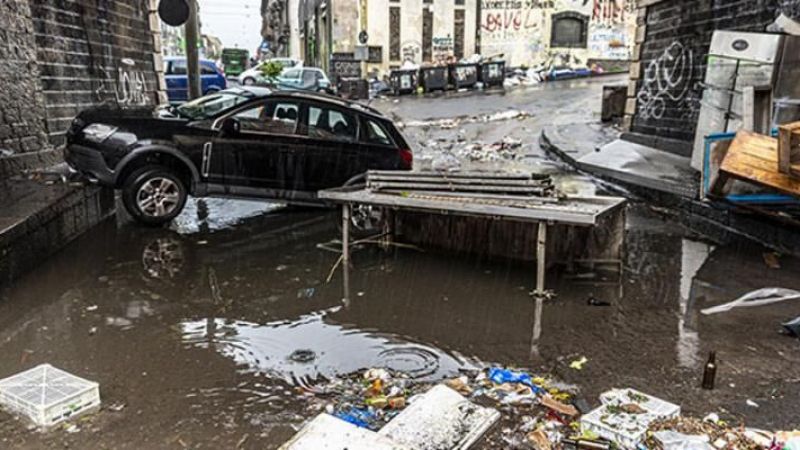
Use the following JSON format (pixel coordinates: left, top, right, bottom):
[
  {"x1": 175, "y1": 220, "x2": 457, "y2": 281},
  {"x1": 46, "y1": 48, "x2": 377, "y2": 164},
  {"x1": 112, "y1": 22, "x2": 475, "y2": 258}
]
[{"x1": 201, "y1": 142, "x2": 212, "y2": 177}]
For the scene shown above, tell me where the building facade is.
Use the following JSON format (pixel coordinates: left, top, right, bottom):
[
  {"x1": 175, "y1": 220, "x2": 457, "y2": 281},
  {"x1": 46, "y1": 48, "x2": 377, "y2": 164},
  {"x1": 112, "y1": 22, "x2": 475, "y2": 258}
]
[
  {"x1": 479, "y1": 0, "x2": 637, "y2": 70},
  {"x1": 298, "y1": 0, "x2": 479, "y2": 75}
]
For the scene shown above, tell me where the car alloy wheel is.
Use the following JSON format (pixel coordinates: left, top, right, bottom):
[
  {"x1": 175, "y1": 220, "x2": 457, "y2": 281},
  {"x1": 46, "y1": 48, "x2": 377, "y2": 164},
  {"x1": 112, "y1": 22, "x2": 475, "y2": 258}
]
[
  {"x1": 137, "y1": 177, "x2": 182, "y2": 218},
  {"x1": 350, "y1": 204, "x2": 383, "y2": 232},
  {"x1": 243, "y1": 77, "x2": 255, "y2": 85}
]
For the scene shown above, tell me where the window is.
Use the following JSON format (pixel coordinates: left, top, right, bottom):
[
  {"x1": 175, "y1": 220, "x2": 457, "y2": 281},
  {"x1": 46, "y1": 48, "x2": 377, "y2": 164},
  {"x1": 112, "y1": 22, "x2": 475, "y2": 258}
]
[
  {"x1": 306, "y1": 106, "x2": 357, "y2": 141},
  {"x1": 550, "y1": 12, "x2": 588, "y2": 48},
  {"x1": 201, "y1": 63, "x2": 217, "y2": 75},
  {"x1": 169, "y1": 60, "x2": 187, "y2": 75},
  {"x1": 389, "y1": 7, "x2": 401, "y2": 61},
  {"x1": 362, "y1": 119, "x2": 393, "y2": 146},
  {"x1": 454, "y1": 9, "x2": 465, "y2": 59},
  {"x1": 231, "y1": 100, "x2": 299, "y2": 135},
  {"x1": 301, "y1": 70, "x2": 318, "y2": 89},
  {"x1": 283, "y1": 68, "x2": 302, "y2": 80}
]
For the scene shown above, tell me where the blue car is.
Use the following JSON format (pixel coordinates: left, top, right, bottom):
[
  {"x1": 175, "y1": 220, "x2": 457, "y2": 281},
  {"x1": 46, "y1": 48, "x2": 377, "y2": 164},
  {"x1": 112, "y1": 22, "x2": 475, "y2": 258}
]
[{"x1": 164, "y1": 57, "x2": 227, "y2": 103}]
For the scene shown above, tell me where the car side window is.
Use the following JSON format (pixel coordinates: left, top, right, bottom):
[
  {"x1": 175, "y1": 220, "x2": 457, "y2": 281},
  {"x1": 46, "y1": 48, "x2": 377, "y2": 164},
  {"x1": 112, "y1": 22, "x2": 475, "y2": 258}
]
[
  {"x1": 231, "y1": 100, "x2": 299, "y2": 135},
  {"x1": 200, "y1": 63, "x2": 217, "y2": 75},
  {"x1": 170, "y1": 60, "x2": 187, "y2": 75},
  {"x1": 306, "y1": 105, "x2": 356, "y2": 142},
  {"x1": 283, "y1": 68, "x2": 301, "y2": 80},
  {"x1": 362, "y1": 119, "x2": 393, "y2": 146}
]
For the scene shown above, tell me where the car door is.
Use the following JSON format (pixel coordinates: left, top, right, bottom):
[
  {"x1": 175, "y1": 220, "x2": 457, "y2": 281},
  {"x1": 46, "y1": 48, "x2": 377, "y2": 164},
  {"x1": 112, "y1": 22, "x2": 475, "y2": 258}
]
[
  {"x1": 278, "y1": 68, "x2": 302, "y2": 89},
  {"x1": 211, "y1": 99, "x2": 301, "y2": 194},
  {"x1": 166, "y1": 59, "x2": 188, "y2": 102},
  {"x1": 296, "y1": 102, "x2": 361, "y2": 190},
  {"x1": 359, "y1": 116, "x2": 402, "y2": 172}
]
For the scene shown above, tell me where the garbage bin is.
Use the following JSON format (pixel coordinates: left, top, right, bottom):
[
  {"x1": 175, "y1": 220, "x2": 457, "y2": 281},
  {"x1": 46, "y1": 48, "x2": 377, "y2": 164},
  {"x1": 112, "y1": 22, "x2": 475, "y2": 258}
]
[
  {"x1": 337, "y1": 77, "x2": 369, "y2": 100},
  {"x1": 479, "y1": 60, "x2": 505, "y2": 87},
  {"x1": 389, "y1": 69, "x2": 418, "y2": 95},
  {"x1": 419, "y1": 66, "x2": 448, "y2": 93},
  {"x1": 601, "y1": 85, "x2": 627, "y2": 122},
  {"x1": 448, "y1": 63, "x2": 479, "y2": 90}
]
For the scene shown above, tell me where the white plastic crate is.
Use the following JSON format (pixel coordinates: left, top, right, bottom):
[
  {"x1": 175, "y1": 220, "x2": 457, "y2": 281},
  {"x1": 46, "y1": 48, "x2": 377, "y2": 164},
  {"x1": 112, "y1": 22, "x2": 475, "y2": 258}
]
[
  {"x1": 580, "y1": 388, "x2": 680, "y2": 449},
  {"x1": 0, "y1": 364, "x2": 101, "y2": 428}
]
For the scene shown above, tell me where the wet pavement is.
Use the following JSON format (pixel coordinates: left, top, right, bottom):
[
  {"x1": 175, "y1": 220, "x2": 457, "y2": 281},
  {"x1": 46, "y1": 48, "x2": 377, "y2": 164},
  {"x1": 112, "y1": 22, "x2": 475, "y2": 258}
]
[{"x1": 2, "y1": 79, "x2": 800, "y2": 449}]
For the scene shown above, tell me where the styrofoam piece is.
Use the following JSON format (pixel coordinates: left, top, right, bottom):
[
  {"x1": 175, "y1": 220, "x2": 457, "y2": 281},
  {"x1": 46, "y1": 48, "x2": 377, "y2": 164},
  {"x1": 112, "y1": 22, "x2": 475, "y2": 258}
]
[
  {"x1": 279, "y1": 414, "x2": 409, "y2": 450},
  {"x1": 378, "y1": 385, "x2": 500, "y2": 450},
  {"x1": 0, "y1": 364, "x2": 100, "y2": 428},
  {"x1": 580, "y1": 388, "x2": 680, "y2": 449}
]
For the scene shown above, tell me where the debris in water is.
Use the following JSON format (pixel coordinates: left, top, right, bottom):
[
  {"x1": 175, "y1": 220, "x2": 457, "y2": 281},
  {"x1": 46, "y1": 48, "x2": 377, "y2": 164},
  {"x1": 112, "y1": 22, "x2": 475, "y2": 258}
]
[
  {"x1": 762, "y1": 252, "x2": 781, "y2": 269},
  {"x1": 701, "y1": 288, "x2": 800, "y2": 315},
  {"x1": 569, "y1": 356, "x2": 588, "y2": 370}
]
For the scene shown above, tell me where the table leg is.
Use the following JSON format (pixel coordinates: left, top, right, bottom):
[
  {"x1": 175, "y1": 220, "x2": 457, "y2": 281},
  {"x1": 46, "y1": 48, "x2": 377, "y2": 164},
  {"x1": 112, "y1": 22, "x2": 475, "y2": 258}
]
[
  {"x1": 342, "y1": 204, "x2": 351, "y2": 267},
  {"x1": 534, "y1": 222, "x2": 547, "y2": 297}
]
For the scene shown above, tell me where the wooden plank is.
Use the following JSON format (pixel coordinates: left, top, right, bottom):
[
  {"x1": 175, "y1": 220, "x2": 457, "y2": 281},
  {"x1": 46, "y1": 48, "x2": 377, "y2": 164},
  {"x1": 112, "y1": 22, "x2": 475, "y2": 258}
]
[
  {"x1": 778, "y1": 121, "x2": 800, "y2": 176},
  {"x1": 721, "y1": 130, "x2": 800, "y2": 198}
]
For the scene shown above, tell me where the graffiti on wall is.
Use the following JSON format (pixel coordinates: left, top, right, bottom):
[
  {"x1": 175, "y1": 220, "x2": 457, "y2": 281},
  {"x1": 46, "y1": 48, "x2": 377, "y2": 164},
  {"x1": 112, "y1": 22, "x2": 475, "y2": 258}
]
[
  {"x1": 591, "y1": 0, "x2": 632, "y2": 24},
  {"x1": 401, "y1": 41, "x2": 421, "y2": 64},
  {"x1": 636, "y1": 42, "x2": 694, "y2": 120},
  {"x1": 432, "y1": 36, "x2": 454, "y2": 64},
  {"x1": 93, "y1": 59, "x2": 148, "y2": 107}
]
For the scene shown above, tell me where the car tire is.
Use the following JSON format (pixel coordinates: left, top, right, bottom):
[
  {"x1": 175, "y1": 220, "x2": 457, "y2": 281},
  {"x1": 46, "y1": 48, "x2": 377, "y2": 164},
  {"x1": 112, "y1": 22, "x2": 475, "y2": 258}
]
[
  {"x1": 243, "y1": 77, "x2": 256, "y2": 86},
  {"x1": 122, "y1": 165, "x2": 188, "y2": 227}
]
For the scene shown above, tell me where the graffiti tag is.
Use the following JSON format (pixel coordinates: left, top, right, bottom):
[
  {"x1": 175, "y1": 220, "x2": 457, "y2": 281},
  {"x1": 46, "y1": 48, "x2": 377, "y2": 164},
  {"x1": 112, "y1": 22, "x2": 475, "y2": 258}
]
[{"x1": 636, "y1": 41, "x2": 694, "y2": 120}]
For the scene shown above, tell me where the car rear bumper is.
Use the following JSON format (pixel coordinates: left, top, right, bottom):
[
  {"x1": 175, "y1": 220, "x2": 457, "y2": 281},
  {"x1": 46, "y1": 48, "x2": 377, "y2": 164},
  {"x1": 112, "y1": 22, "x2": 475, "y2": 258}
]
[{"x1": 65, "y1": 144, "x2": 116, "y2": 186}]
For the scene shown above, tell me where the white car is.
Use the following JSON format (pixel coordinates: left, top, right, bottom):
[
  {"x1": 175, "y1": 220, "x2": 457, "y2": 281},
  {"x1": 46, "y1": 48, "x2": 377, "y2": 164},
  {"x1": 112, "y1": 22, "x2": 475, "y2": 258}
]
[{"x1": 237, "y1": 58, "x2": 303, "y2": 85}]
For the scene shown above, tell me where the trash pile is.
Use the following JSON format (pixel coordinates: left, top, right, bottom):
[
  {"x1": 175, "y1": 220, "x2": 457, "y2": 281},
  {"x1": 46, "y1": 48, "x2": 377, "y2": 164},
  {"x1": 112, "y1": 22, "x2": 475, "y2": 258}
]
[
  {"x1": 293, "y1": 366, "x2": 800, "y2": 450},
  {"x1": 504, "y1": 68, "x2": 544, "y2": 87},
  {"x1": 416, "y1": 137, "x2": 526, "y2": 170},
  {"x1": 398, "y1": 109, "x2": 531, "y2": 129}
]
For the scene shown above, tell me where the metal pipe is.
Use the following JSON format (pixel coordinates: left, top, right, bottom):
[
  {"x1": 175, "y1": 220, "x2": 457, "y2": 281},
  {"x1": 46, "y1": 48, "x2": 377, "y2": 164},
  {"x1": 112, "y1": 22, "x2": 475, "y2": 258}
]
[
  {"x1": 535, "y1": 222, "x2": 547, "y2": 296},
  {"x1": 185, "y1": 0, "x2": 202, "y2": 100}
]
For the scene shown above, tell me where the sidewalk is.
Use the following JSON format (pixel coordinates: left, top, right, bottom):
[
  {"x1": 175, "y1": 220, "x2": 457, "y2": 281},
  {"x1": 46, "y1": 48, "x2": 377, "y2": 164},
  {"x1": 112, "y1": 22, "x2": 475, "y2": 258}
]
[
  {"x1": 0, "y1": 165, "x2": 114, "y2": 285},
  {"x1": 541, "y1": 123, "x2": 800, "y2": 256}
]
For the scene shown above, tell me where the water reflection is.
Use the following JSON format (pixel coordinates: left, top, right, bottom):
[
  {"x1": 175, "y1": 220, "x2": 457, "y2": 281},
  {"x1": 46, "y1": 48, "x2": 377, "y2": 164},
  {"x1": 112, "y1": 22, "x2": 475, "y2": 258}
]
[{"x1": 181, "y1": 311, "x2": 480, "y2": 386}]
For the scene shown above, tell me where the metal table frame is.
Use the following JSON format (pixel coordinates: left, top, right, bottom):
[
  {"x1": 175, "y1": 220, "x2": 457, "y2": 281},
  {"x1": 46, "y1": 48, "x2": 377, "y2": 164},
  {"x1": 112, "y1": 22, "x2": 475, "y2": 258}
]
[{"x1": 324, "y1": 187, "x2": 626, "y2": 298}]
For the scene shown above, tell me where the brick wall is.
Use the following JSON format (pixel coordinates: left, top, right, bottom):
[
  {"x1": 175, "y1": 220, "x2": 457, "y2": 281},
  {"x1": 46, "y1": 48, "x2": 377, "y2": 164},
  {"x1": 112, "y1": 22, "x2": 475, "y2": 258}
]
[
  {"x1": 625, "y1": 0, "x2": 779, "y2": 143},
  {"x1": 31, "y1": 0, "x2": 166, "y2": 148},
  {"x1": 0, "y1": 0, "x2": 51, "y2": 156}
]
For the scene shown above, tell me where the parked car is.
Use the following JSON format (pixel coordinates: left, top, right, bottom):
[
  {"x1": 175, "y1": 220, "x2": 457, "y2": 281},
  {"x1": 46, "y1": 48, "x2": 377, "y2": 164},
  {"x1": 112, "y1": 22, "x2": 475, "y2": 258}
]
[
  {"x1": 65, "y1": 87, "x2": 413, "y2": 225},
  {"x1": 237, "y1": 58, "x2": 302, "y2": 86},
  {"x1": 164, "y1": 56, "x2": 227, "y2": 103},
  {"x1": 276, "y1": 67, "x2": 332, "y2": 93}
]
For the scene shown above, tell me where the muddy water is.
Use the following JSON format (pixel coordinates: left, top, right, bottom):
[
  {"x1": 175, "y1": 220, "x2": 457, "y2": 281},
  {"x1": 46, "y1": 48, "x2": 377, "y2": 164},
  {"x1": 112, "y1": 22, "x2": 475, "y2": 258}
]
[
  {"x1": 2, "y1": 78, "x2": 800, "y2": 448},
  {"x1": 1, "y1": 200, "x2": 799, "y2": 449}
]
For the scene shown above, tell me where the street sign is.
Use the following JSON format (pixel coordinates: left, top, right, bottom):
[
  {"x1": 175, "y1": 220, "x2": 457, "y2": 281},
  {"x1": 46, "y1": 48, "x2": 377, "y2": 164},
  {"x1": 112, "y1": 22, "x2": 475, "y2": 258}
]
[{"x1": 158, "y1": 0, "x2": 190, "y2": 27}]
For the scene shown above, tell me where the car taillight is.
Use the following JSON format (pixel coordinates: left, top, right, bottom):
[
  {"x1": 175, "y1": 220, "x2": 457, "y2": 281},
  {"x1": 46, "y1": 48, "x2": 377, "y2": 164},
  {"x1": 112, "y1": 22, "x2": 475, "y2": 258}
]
[{"x1": 399, "y1": 148, "x2": 413, "y2": 169}]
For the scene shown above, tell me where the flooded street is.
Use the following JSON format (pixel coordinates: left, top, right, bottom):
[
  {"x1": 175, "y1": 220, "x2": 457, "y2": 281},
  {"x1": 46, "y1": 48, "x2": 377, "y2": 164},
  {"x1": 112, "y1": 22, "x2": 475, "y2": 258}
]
[{"x1": 2, "y1": 79, "x2": 799, "y2": 449}]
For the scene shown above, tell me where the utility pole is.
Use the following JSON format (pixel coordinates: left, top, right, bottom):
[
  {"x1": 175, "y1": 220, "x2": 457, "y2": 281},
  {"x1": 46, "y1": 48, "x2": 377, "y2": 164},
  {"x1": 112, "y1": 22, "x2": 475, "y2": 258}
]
[{"x1": 185, "y1": 0, "x2": 202, "y2": 100}]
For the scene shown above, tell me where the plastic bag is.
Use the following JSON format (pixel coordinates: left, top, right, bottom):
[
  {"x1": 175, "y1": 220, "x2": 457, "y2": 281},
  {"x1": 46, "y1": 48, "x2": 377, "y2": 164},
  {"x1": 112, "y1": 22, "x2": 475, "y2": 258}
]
[
  {"x1": 701, "y1": 288, "x2": 800, "y2": 315},
  {"x1": 653, "y1": 430, "x2": 714, "y2": 450}
]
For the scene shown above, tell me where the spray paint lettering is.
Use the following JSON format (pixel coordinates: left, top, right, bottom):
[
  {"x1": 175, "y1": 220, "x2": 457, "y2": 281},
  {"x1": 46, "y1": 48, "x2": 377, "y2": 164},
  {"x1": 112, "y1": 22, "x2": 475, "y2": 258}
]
[
  {"x1": 115, "y1": 66, "x2": 147, "y2": 106},
  {"x1": 591, "y1": 0, "x2": 632, "y2": 24},
  {"x1": 636, "y1": 42, "x2": 694, "y2": 120},
  {"x1": 401, "y1": 41, "x2": 421, "y2": 64}
]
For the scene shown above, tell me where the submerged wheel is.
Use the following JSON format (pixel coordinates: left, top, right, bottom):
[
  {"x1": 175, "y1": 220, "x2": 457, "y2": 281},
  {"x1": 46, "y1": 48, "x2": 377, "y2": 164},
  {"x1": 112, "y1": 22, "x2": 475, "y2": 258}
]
[{"x1": 122, "y1": 165, "x2": 188, "y2": 226}]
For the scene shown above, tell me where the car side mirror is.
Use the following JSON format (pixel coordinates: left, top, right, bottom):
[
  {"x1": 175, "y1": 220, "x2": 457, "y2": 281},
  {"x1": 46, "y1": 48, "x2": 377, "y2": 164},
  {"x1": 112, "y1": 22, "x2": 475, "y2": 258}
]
[{"x1": 220, "y1": 117, "x2": 240, "y2": 136}]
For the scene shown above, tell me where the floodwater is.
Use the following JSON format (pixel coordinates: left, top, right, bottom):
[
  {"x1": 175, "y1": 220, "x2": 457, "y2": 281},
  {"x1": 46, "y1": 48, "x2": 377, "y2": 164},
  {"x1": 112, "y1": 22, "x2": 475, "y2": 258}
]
[{"x1": 2, "y1": 78, "x2": 800, "y2": 449}]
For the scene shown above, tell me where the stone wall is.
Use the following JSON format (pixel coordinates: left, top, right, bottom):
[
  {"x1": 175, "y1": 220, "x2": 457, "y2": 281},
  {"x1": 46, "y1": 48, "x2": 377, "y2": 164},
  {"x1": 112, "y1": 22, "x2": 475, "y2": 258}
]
[
  {"x1": 0, "y1": 0, "x2": 51, "y2": 157},
  {"x1": 625, "y1": 0, "x2": 780, "y2": 143},
  {"x1": 30, "y1": 0, "x2": 166, "y2": 148}
]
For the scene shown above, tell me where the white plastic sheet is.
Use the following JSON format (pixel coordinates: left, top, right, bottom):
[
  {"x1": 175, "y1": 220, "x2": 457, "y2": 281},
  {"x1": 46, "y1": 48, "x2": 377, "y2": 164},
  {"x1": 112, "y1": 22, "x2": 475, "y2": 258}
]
[
  {"x1": 700, "y1": 288, "x2": 800, "y2": 315},
  {"x1": 653, "y1": 431, "x2": 714, "y2": 450}
]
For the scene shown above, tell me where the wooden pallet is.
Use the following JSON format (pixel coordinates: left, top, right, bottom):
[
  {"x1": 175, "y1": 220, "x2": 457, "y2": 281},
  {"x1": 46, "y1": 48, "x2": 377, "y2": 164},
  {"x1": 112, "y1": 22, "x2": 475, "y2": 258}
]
[
  {"x1": 719, "y1": 130, "x2": 800, "y2": 198},
  {"x1": 778, "y1": 121, "x2": 800, "y2": 178}
]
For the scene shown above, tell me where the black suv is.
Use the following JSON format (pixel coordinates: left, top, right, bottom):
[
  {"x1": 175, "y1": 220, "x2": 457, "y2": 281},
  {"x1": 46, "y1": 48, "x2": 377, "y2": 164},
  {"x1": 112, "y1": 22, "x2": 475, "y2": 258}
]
[{"x1": 66, "y1": 87, "x2": 412, "y2": 225}]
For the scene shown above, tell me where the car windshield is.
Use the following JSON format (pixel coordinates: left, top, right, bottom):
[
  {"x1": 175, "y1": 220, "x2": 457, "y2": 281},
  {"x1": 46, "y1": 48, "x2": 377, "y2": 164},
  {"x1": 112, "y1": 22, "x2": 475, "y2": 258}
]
[{"x1": 175, "y1": 92, "x2": 250, "y2": 120}]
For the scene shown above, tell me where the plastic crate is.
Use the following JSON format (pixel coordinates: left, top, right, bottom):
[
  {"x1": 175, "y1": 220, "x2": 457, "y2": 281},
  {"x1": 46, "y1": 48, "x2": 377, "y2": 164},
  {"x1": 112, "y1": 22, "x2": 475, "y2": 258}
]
[
  {"x1": 580, "y1": 388, "x2": 680, "y2": 449},
  {"x1": 0, "y1": 364, "x2": 101, "y2": 428}
]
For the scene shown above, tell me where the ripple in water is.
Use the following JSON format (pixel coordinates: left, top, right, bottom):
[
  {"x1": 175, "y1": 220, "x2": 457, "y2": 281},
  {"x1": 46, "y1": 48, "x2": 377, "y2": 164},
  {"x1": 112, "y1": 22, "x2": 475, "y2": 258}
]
[{"x1": 180, "y1": 314, "x2": 478, "y2": 385}]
